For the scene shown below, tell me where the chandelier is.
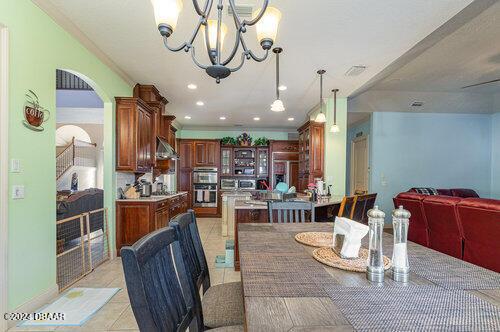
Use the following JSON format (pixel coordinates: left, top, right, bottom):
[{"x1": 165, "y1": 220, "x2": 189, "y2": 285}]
[{"x1": 151, "y1": 0, "x2": 282, "y2": 83}]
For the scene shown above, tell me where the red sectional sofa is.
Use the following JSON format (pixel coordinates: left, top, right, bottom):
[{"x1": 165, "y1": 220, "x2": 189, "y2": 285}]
[
  {"x1": 457, "y1": 198, "x2": 500, "y2": 272},
  {"x1": 393, "y1": 190, "x2": 500, "y2": 272},
  {"x1": 393, "y1": 193, "x2": 429, "y2": 247}
]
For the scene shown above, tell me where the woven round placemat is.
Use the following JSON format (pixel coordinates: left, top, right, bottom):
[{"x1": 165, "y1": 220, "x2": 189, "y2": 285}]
[
  {"x1": 295, "y1": 232, "x2": 333, "y2": 248},
  {"x1": 313, "y1": 247, "x2": 392, "y2": 272}
]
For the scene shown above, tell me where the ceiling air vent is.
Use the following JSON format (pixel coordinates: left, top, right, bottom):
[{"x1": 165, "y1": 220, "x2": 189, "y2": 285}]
[
  {"x1": 345, "y1": 66, "x2": 367, "y2": 77},
  {"x1": 234, "y1": 124, "x2": 244, "y2": 127},
  {"x1": 228, "y1": 5, "x2": 253, "y2": 18},
  {"x1": 410, "y1": 101, "x2": 424, "y2": 107}
]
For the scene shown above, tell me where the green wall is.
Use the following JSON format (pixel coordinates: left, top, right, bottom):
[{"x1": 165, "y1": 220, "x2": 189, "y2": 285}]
[
  {"x1": 309, "y1": 98, "x2": 348, "y2": 196},
  {"x1": 178, "y1": 129, "x2": 292, "y2": 140},
  {"x1": 1, "y1": 0, "x2": 132, "y2": 309}
]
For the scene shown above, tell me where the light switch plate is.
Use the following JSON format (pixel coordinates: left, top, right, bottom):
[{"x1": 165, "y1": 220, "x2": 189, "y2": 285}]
[
  {"x1": 12, "y1": 185, "x2": 25, "y2": 199},
  {"x1": 11, "y1": 159, "x2": 21, "y2": 173}
]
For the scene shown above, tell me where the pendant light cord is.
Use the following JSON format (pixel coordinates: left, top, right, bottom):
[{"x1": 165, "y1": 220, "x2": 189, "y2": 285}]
[
  {"x1": 276, "y1": 51, "x2": 280, "y2": 100},
  {"x1": 333, "y1": 89, "x2": 337, "y2": 124},
  {"x1": 320, "y1": 71, "x2": 323, "y2": 114}
]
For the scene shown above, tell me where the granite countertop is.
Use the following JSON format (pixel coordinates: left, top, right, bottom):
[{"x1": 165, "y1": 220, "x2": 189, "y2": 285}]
[
  {"x1": 234, "y1": 195, "x2": 344, "y2": 210},
  {"x1": 116, "y1": 191, "x2": 188, "y2": 202},
  {"x1": 221, "y1": 190, "x2": 254, "y2": 197}
]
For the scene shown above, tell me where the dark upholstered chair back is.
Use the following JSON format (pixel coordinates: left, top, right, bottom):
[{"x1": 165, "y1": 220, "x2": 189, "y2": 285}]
[
  {"x1": 351, "y1": 193, "x2": 377, "y2": 224},
  {"x1": 170, "y1": 210, "x2": 211, "y2": 294},
  {"x1": 121, "y1": 227, "x2": 202, "y2": 332},
  {"x1": 268, "y1": 201, "x2": 315, "y2": 223},
  {"x1": 450, "y1": 188, "x2": 480, "y2": 198},
  {"x1": 338, "y1": 196, "x2": 357, "y2": 219}
]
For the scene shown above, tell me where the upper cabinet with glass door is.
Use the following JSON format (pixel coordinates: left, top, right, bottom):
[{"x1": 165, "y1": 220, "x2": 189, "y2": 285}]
[
  {"x1": 257, "y1": 148, "x2": 269, "y2": 177},
  {"x1": 221, "y1": 147, "x2": 232, "y2": 176}
]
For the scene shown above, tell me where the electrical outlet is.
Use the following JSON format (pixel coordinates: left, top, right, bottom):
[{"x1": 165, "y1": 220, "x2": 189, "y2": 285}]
[
  {"x1": 12, "y1": 185, "x2": 25, "y2": 199},
  {"x1": 11, "y1": 159, "x2": 21, "y2": 173}
]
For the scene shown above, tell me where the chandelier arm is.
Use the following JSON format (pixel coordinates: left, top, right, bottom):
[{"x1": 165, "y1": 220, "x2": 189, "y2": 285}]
[
  {"x1": 192, "y1": 0, "x2": 209, "y2": 17},
  {"x1": 229, "y1": 52, "x2": 247, "y2": 72},
  {"x1": 190, "y1": 46, "x2": 209, "y2": 70},
  {"x1": 187, "y1": 18, "x2": 204, "y2": 46},
  {"x1": 242, "y1": 0, "x2": 269, "y2": 26},
  {"x1": 221, "y1": 30, "x2": 242, "y2": 66},
  {"x1": 248, "y1": 49, "x2": 269, "y2": 62},
  {"x1": 241, "y1": 37, "x2": 269, "y2": 62},
  {"x1": 163, "y1": 36, "x2": 188, "y2": 53},
  {"x1": 215, "y1": 0, "x2": 223, "y2": 64},
  {"x1": 228, "y1": 0, "x2": 243, "y2": 28}
]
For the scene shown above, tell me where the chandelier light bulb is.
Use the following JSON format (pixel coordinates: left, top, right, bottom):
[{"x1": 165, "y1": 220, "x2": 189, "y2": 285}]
[
  {"x1": 271, "y1": 99, "x2": 285, "y2": 112},
  {"x1": 151, "y1": 0, "x2": 183, "y2": 32},
  {"x1": 204, "y1": 20, "x2": 228, "y2": 50},
  {"x1": 255, "y1": 7, "x2": 282, "y2": 48},
  {"x1": 330, "y1": 124, "x2": 340, "y2": 133}
]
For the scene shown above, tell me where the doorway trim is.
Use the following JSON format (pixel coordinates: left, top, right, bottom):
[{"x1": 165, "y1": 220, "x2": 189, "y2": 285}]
[
  {"x1": 0, "y1": 23, "x2": 10, "y2": 332},
  {"x1": 350, "y1": 135, "x2": 369, "y2": 195}
]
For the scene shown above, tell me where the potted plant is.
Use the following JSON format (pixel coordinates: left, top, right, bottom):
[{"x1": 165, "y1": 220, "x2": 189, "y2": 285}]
[
  {"x1": 221, "y1": 136, "x2": 237, "y2": 146},
  {"x1": 237, "y1": 133, "x2": 252, "y2": 146},
  {"x1": 253, "y1": 137, "x2": 269, "y2": 146}
]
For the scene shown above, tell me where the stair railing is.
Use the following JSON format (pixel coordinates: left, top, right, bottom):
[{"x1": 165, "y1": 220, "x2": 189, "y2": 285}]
[{"x1": 56, "y1": 137, "x2": 97, "y2": 179}]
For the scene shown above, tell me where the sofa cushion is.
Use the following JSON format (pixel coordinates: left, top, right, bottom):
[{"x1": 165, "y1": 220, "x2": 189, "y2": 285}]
[
  {"x1": 422, "y1": 196, "x2": 463, "y2": 259},
  {"x1": 409, "y1": 187, "x2": 438, "y2": 195},
  {"x1": 437, "y1": 189, "x2": 453, "y2": 196},
  {"x1": 393, "y1": 193, "x2": 429, "y2": 246},
  {"x1": 457, "y1": 198, "x2": 500, "y2": 272},
  {"x1": 202, "y1": 282, "x2": 244, "y2": 328},
  {"x1": 450, "y1": 188, "x2": 479, "y2": 198}
]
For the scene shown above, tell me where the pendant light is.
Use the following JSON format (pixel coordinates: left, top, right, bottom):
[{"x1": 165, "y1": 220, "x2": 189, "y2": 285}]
[
  {"x1": 330, "y1": 89, "x2": 340, "y2": 133},
  {"x1": 315, "y1": 70, "x2": 326, "y2": 123},
  {"x1": 271, "y1": 47, "x2": 285, "y2": 112}
]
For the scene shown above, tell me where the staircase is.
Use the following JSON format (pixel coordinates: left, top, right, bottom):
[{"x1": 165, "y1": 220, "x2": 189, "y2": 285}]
[{"x1": 56, "y1": 137, "x2": 97, "y2": 180}]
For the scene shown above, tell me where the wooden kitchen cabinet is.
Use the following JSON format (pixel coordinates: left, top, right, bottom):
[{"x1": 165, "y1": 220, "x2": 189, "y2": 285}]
[
  {"x1": 297, "y1": 121, "x2": 324, "y2": 191},
  {"x1": 179, "y1": 141, "x2": 194, "y2": 169},
  {"x1": 194, "y1": 140, "x2": 219, "y2": 167},
  {"x1": 116, "y1": 194, "x2": 188, "y2": 254},
  {"x1": 116, "y1": 97, "x2": 154, "y2": 173}
]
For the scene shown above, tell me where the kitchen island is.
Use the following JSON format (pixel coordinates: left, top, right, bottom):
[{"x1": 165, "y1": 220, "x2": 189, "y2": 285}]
[{"x1": 233, "y1": 196, "x2": 343, "y2": 270}]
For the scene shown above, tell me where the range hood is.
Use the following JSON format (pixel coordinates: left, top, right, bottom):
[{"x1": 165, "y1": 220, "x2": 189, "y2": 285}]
[{"x1": 156, "y1": 137, "x2": 179, "y2": 160}]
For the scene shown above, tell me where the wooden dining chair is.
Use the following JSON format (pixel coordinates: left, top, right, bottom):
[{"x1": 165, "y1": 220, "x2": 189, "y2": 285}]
[
  {"x1": 351, "y1": 193, "x2": 377, "y2": 223},
  {"x1": 170, "y1": 211, "x2": 244, "y2": 329},
  {"x1": 121, "y1": 227, "x2": 243, "y2": 332},
  {"x1": 267, "y1": 201, "x2": 315, "y2": 223},
  {"x1": 338, "y1": 195, "x2": 357, "y2": 219},
  {"x1": 121, "y1": 227, "x2": 202, "y2": 332}
]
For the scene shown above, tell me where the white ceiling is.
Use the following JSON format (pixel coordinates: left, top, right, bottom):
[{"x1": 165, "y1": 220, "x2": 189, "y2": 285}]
[
  {"x1": 349, "y1": 1, "x2": 500, "y2": 115},
  {"x1": 374, "y1": 0, "x2": 500, "y2": 94},
  {"x1": 41, "y1": 0, "x2": 473, "y2": 129}
]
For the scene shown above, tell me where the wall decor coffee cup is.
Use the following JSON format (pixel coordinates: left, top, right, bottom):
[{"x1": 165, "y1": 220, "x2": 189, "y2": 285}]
[{"x1": 23, "y1": 90, "x2": 50, "y2": 132}]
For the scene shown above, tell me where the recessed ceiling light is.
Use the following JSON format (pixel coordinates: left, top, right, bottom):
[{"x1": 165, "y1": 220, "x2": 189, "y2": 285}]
[
  {"x1": 288, "y1": 117, "x2": 294, "y2": 121},
  {"x1": 253, "y1": 117, "x2": 260, "y2": 121},
  {"x1": 219, "y1": 116, "x2": 226, "y2": 120},
  {"x1": 187, "y1": 84, "x2": 197, "y2": 90},
  {"x1": 278, "y1": 85, "x2": 287, "y2": 91},
  {"x1": 196, "y1": 101, "x2": 204, "y2": 106},
  {"x1": 184, "y1": 115, "x2": 191, "y2": 119}
]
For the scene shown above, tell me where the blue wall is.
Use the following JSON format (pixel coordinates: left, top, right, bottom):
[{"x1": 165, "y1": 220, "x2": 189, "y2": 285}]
[
  {"x1": 369, "y1": 112, "x2": 492, "y2": 222},
  {"x1": 346, "y1": 117, "x2": 371, "y2": 195},
  {"x1": 491, "y1": 112, "x2": 500, "y2": 198}
]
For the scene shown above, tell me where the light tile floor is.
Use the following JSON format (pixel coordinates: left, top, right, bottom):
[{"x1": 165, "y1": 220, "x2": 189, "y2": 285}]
[{"x1": 9, "y1": 218, "x2": 239, "y2": 332}]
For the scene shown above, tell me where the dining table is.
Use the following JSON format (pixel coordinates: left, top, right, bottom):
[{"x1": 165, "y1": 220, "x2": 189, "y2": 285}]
[{"x1": 238, "y1": 222, "x2": 500, "y2": 331}]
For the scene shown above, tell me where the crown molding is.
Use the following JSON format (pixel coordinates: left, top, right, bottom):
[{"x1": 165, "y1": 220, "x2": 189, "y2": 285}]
[{"x1": 32, "y1": 0, "x2": 135, "y2": 87}]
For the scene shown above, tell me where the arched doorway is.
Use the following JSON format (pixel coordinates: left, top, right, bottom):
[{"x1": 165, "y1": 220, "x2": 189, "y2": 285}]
[{"x1": 54, "y1": 69, "x2": 113, "y2": 290}]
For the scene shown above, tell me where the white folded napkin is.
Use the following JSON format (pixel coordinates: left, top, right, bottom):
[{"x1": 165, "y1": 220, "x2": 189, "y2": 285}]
[{"x1": 333, "y1": 217, "x2": 369, "y2": 259}]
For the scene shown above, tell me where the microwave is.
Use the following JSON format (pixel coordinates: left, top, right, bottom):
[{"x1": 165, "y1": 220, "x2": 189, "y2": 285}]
[
  {"x1": 221, "y1": 178, "x2": 238, "y2": 190},
  {"x1": 238, "y1": 179, "x2": 256, "y2": 190}
]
